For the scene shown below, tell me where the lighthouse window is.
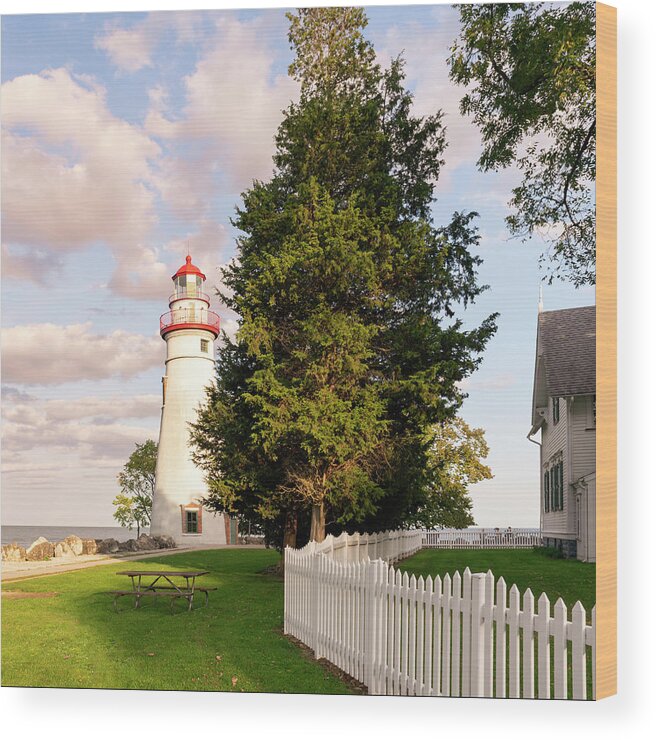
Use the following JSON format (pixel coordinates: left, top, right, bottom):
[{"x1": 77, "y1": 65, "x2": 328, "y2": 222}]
[
  {"x1": 186, "y1": 510, "x2": 198, "y2": 533},
  {"x1": 200, "y1": 339, "x2": 209, "y2": 353}
]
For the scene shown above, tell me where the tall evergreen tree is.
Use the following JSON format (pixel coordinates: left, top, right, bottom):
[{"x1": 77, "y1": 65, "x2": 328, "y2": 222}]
[{"x1": 191, "y1": 8, "x2": 496, "y2": 548}]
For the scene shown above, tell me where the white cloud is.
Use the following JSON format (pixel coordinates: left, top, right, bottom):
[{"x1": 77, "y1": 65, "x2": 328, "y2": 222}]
[
  {"x1": 1, "y1": 69, "x2": 162, "y2": 287},
  {"x1": 1, "y1": 322, "x2": 163, "y2": 385},
  {"x1": 95, "y1": 12, "x2": 206, "y2": 73},
  {"x1": 145, "y1": 15, "x2": 298, "y2": 194},
  {"x1": 95, "y1": 24, "x2": 156, "y2": 73},
  {"x1": 1, "y1": 390, "x2": 161, "y2": 462}
]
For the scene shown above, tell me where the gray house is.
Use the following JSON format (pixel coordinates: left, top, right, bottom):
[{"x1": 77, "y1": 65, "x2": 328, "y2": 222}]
[{"x1": 528, "y1": 305, "x2": 596, "y2": 562}]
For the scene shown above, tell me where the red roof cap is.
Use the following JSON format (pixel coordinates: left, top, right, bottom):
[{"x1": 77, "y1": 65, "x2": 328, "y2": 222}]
[{"x1": 172, "y1": 254, "x2": 206, "y2": 281}]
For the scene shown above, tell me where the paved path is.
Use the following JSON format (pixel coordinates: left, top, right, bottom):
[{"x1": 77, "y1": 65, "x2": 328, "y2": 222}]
[{"x1": 1, "y1": 544, "x2": 265, "y2": 583}]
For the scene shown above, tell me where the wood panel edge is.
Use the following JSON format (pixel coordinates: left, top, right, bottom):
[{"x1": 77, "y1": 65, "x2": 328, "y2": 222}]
[{"x1": 595, "y1": 0, "x2": 617, "y2": 701}]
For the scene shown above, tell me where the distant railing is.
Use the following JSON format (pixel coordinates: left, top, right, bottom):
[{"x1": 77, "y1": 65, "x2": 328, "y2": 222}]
[
  {"x1": 169, "y1": 289, "x2": 210, "y2": 305},
  {"x1": 422, "y1": 528, "x2": 541, "y2": 549},
  {"x1": 160, "y1": 308, "x2": 220, "y2": 336}
]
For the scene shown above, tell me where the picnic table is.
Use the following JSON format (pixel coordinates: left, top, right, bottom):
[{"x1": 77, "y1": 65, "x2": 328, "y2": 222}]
[{"x1": 108, "y1": 570, "x2": 216, "y2": 613}]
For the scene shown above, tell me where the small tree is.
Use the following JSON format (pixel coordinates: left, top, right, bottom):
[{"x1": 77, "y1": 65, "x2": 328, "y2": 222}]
[
  {"x1": 113, "y1": 440, "x2": 157, "y2": 537},
  {"x1": 422, "y1": 417, "x2": 493, "y2": 529}
]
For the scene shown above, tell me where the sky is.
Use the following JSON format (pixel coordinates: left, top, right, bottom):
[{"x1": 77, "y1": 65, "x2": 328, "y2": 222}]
[{"x1": 0, "y1": 2, "x2": 594, "y2": 528}]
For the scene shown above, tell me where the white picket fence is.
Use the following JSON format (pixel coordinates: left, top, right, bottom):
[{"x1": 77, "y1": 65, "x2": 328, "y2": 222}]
[
  {"x1": 296, "y1": 529, "x2": 423, "y2": 564},
  {"x1": 422, "y1": 527, "x2": 542, "y2": 549},
  {"x1": 284, "y1": 530, "x2": 595, "y2": 699}
]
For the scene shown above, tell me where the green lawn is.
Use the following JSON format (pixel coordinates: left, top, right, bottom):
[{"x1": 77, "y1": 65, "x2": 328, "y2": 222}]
[
  {"x1": 399, "y1": 548, "x2": 595, "y2": 613},
  {"x1": 1, "y1": 549, "x2": 352, "y2": 693}
]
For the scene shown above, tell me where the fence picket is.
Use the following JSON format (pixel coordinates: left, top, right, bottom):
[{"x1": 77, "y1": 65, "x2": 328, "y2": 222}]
[
  {"x1": 451, "y1": 571, "x2": 462, "y2": 697},
  {"x1": 571, "y1": 601, "x2": 587, "y2": 700},
  {"x1": 461, "y1": 568, "x2": 472, "y2": 697},
  {"x1": 431, "y1": 575, "x2": 442, "y2": 697},
  {"x1": 508, "y1": 585, "x2": 521, "y2": 698},
  {"x1": 423, "y1": 576, "x2": 433, "y2": 697},
  {"x1": 553, "y1": 598, "x2": 568, "y2": 699},
  {"x1": 522, "y1": 589, "x2": 535, "y2": 699},
  {"x1": 495, "y1": 577, "x2": 507, "y2": 698},
  {"x1": 483, "y1": 570, "x2": 494, "y2": 698},
  {"x1": 441, "y1": 573, "x2": 452, "y2": 697},
  {"x1": 537, "y1": 592, "x2": 551, "y2": 699}
]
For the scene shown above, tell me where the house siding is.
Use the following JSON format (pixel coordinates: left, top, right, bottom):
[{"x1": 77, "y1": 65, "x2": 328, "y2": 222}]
[
  {"x1": 540, "y1": 396, "x2": 569, "y2": 537},
  {"x1": 569, "y1": 396, "x2": 596, "y2": 481}
]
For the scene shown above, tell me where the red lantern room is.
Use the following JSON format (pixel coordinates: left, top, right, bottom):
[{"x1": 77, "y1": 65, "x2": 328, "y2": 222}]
[{"x1": 159, "y1": 255, "x2": 220, "y2": 339}]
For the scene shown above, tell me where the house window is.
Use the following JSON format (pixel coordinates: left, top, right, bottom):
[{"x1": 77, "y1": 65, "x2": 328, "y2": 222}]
[
  {"x1": 552, "y1": 396, "x2": 560, "y2": 424},
  {"x1": 200, "y1": 339, "x2": 209, "y2": 353},
  {"x1": 587, "y1": 394, "x2": 596, "y2": 428},
  {"x1": 545, "y1": 459, "x2": 564, "y2": 512},
  {"x1": 186, "y1": 510, "x2": 198, "y2": 533}
]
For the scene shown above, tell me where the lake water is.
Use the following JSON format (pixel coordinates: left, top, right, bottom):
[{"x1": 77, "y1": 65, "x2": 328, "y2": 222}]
[{"x1": 1, "y1": 525, "x2": 145, "y2": 548}]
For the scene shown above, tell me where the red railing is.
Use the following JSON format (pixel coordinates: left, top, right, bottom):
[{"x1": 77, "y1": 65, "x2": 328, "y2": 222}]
[
  {"x1": 168, "y1": 289, "x2": 210, "y2": 305},
  {"x1": 160, "y1": 308, "x2": 220, "y2": 337}
]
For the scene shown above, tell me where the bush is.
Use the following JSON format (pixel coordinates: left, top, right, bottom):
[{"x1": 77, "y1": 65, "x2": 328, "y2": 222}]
[{"x1": 533, "y1": 545, "x2": 565, "y2": 560}]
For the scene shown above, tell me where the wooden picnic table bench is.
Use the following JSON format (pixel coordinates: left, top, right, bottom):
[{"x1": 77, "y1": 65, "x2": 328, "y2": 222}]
[{"x1": 107, "y1": 570, "x2": 215, "y2": 614}]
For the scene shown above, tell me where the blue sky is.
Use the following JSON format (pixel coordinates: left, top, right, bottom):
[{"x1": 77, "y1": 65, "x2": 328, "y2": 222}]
[{"x1": 1, "y1": 2, "x2": 593, "y2": 527}]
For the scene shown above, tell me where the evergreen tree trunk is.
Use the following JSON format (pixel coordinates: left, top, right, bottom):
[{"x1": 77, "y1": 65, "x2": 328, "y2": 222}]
[{"x1": 310, "y1": 501, "x2": 326, "y2": 543}]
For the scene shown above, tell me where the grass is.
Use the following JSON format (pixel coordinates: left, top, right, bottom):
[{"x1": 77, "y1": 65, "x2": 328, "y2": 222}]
[
  {"x1": 1, "y1": 548, "x2": 352, "y2": 693},
  {"x1": 398, "y1": 548, "x2": 595, "y2": 613}
]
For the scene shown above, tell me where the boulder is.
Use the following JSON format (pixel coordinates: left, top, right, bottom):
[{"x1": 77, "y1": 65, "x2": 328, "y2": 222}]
[
  {"x1": 152, "y1": 535, "x2": 176, "y2": 549},
  {"x1": 96, "y1": 538, "x2": 119, "y2": 554},
  {"x1": 117, "y1": 539, "x2": 139, "y2": 552},
  {"x1": 54, "y1": 541, "x2": 75, "y2": 558},
  {"x1": 26, "y1": 536, "x2": 55, "y2": 561},
  {"x1": 81, "y1": 538, "x2": 98, "y2": 555},
  {"x1": 1, "y1": 543, "x2": 27, "y2": 561},
  {"x1": 135, "y1": 534, "x2": 157, "y2": 551},
  {"x1": 63, "y1": 535, "x2": 84, "y2": 556}
]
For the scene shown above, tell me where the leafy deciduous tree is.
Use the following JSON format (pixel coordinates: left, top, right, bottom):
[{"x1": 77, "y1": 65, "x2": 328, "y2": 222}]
[{"x1": 450, "y1": 2, "x2": 596, "y2": 286}]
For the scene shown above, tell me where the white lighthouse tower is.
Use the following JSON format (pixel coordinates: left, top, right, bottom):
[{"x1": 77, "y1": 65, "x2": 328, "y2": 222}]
[{"x1": 150, "y1": 254, "x2": 229, "y2": 545}]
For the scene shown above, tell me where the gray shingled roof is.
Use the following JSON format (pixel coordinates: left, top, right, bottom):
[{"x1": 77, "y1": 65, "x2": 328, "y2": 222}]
[{"x1": 538, "y1": 305, "x2": 596, "y2": 396}]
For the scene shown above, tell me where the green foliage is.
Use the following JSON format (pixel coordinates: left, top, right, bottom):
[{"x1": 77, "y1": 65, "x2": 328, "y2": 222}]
[
  {"x1": 421, "y1": 417, "x2": 492, "y2": 529},
  {"x1": 534, "y1": 544, "x2": 566, "y2": 560},
  {"x1": 450, "y1": 2, "x2": 596, "y2": 286},
  {"x1": 191, "y1": 7, "x2": 496, "y2": 549},
  {"x1": 113, "y1": 440, "x2": 157, "y2": 536}
]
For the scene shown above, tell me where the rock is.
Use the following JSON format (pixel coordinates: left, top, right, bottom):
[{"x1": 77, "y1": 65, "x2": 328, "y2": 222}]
[
  {"x1": 152, "y1": 535, "x2": 176, "y2": 549},
  {"x1": 96, "y1": 538, "x2": 119, "y2": 554},
  {"x1": 26, "y1": 536, "x2": 55, "y2": 561},
  {"x1": 54, "y1": 541, "x2": 74, "y2": 558},
  {"x1": 1, "y1": 543, "x2": 27, "y2": 561},
  {"x1": 117, "y1": 539, "x2": 139, "y2": 552},
  {"x1": 63, "y1": 535, "x2": 84, "y2": 556},
  {"x1": 81, "y1": 538, "x2": 97, "y2": 555},
  {"x1": 135, "y1": 534, "x2": 157, "y2": 551}
]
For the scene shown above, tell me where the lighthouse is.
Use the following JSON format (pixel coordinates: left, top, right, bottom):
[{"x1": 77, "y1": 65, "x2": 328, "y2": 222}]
[{"x1": 150, "y1": 254, "x2": 229, "y2": 545}]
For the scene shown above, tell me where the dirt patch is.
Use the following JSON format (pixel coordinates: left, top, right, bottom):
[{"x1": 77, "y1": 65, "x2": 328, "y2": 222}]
[
  {"x1": 2, "y1": 591, "x2": 59, "y2": 600},
  {"x1": 282, "y1": 631, "x2": 367, "y2": 695}
]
